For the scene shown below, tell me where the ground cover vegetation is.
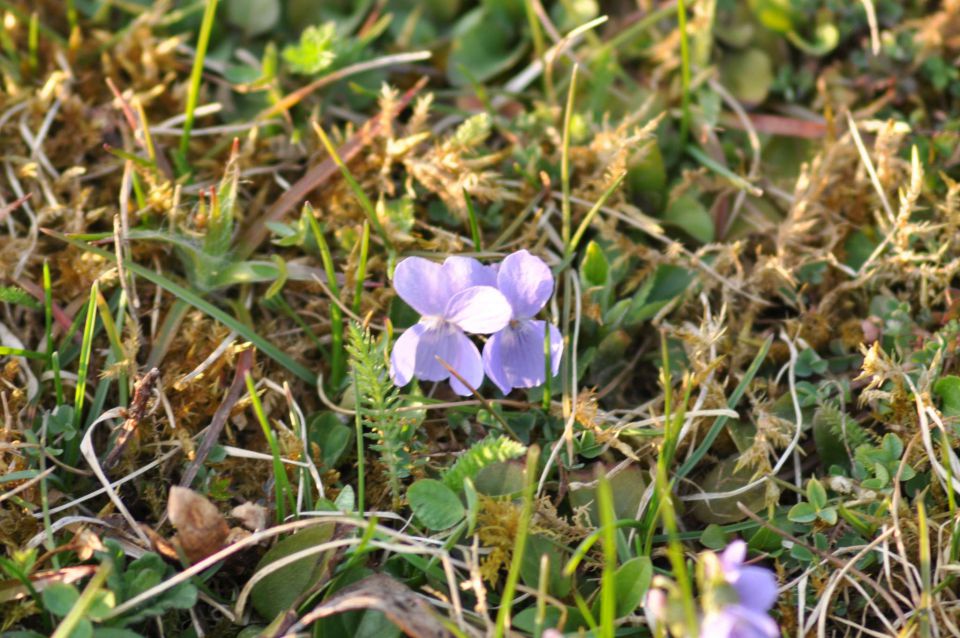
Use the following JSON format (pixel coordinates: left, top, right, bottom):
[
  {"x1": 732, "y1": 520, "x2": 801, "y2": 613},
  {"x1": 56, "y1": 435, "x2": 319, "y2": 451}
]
[{"x1": 2, "y1": 0, "x2": 960, "y2": 636}]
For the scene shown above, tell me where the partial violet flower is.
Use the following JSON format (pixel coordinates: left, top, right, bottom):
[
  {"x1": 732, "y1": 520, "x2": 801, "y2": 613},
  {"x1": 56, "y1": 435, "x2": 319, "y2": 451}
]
[
  {"x1": 389, "y1": 256, "x2": 511, "y2": 395},
  {"x1": 717, "y1": 541, "x2": 779, "y2": 614},
  {"x1": 482, "y1": 250, "x2": 563, "y2": 394},
  {"x1": 700, "y1": 541, "x2": 779, "y2": 638},
  {"x1": 700, "y1": 605, "x2": 779, "y2": 638}
]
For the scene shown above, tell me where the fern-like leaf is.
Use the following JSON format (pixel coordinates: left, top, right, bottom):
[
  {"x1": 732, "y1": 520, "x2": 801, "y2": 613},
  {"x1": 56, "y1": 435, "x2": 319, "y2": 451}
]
[
  {"x1": 815, "y1": 402, "x2": 875, "y2": 450},
  {"x1": 347, "y1": 322, "x2": 416, "y2": 507},
  {"x1": 443, "y1": 435, "x2": 527, "y2": 493}
]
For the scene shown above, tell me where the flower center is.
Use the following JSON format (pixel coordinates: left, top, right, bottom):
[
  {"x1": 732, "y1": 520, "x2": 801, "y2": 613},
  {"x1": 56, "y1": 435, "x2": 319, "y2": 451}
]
[{"x1": 421, "y1": 315, "x2": 452, "y2": 332}]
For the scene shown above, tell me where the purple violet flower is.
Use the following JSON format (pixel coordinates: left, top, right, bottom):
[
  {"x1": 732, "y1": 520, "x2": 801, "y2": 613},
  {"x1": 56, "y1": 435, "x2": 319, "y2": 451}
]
[
  {"x1": 482, "y1": 250, "x2": 563, "y2": 394},
  {"x1": 701, "y1": 541, "x2": 779, "y2": 638},
  {"x1": 389, "y1": 256, "x2": 512, "y2": 395}
]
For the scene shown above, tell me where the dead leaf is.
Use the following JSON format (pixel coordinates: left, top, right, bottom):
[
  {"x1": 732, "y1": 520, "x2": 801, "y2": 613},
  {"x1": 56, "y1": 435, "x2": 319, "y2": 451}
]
[
  {"x1": 292, "y1": 573, "x2": 449, "y2": 638},
  {"x1": 232, "y1": 501, "x2": 268, "y2": 532},
  {"x1": 167, "y1": 486, "x2": 229, "y2": 563}
]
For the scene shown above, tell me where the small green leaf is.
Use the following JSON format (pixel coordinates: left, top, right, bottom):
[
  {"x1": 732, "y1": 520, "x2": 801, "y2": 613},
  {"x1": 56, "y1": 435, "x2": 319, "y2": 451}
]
[
  {"x1": 818, "y1": 507, "x2": 838, "y2": 526},
  {"x1": 250, "y1": 523, "x2": 337, "y2": 621},
  {"x1": 789, "y1": 543, "x2": 814, "y2": 562},
  {"x1": 581, "y1": 240, "x2": 609, "y2": 288},
  {"x1": 699, "y1": 524, "x2": 729, "y2": 550},
  {"x1": 661, "y1": 194, "x2": 714, "y2": 243},
  {"x1": 806, "y1": 478, "x2": 827, "y2": 510},
  {"x1": 614, "y1": 556, "x2": 652, "y2": 616},
  {"x1": 408, "y1": 479, "x2": 465, "y2": 531},
  {"x1": 787, "y1": 502, "x2": 818, "y2": 524},
  {"x1": 749, "y1": 0, "x2": 794, "y2": 33},
  {"x1": 225, "y1": 0, "x2": 280, "y2": 36},
  {"x1": 719, "y1": 48, "x2": 774, "y2": 105},
  {"x1": 935, "y1": 375, "x2": 960, "y2": 417},
  {"x1": 335, "y1": 485, "x2": 355, "y2": 512},
  {"x1": 42, "y1": 582, "x2": 80, "y2": 616},
  {"x1": 446, "y1": 6, "x2": 528, "y2": 86}
]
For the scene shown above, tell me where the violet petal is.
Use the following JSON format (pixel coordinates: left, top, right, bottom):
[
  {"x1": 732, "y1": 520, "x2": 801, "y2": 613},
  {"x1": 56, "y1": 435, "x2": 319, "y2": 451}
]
[
  {"x1": 393, "y1": 257, "x2": 447, "y2": 317},
  {"x1": 444, "y1": 285, "x2": 512, "y2": 334},
  {"x1": 389, "y1": 323, "x2": 425, "y2": 387},
  {"x1": 482, "y1": 319, "x2": 562, "y2": 394},
  {"x1": 496, "y1": 249, "x2": 554, "y2": 318}
]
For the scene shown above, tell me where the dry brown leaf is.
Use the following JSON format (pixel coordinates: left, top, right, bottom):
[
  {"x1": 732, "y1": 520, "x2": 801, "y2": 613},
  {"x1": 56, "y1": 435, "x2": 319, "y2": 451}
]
[
  {"x1": 167, "y1": 486, "x2": 229, "y2": 563},
  {"x1": 231, "y1": 501, "x2": 268, "y2": 532}
]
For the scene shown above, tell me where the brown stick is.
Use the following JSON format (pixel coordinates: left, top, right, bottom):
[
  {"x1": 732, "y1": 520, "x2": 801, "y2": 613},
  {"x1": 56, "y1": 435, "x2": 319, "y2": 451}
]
[
  {"x1": 104, "y1": 367, "x2": 161, "y2": 469},
  {"x1": 179, "y1": 349, "x2": 254, "y2": 488}
]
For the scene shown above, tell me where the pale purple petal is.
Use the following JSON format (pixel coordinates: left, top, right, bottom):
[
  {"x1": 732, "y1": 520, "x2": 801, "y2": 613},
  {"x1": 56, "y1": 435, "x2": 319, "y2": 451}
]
[
  {"x1": 443, "y1": 256, "x2": 498, "y2": 291},
  {"x1": 389, "y1": 323, "x2": 424, "y2": 386},
  {"x1": 413, "y1": 322, "x2": 464, "y2": 382},
  {"x1": 731, "y1": 566, "x2": 779, "y2": 613},
  {"x1": 393, "y1": 257, "x2": 447, "y2": 316},
  {"x1": 483, "y1": 319, "x2": 562, "y2": 394},
  {"x1": 720, "y1": 540, "x2": 747, "y2": 572},
  {"x1": 700, "y1": 610, "x2": 737, "y2": 638},
  {"x1": 496, "y1": 249, "x2": 554, "y2": 319},
  {"x1": 444, "y1": 286, "x2": 512, "y2": 334},
  {"x1": 444, "y1": 332, "x2": 484, "y2": 396},
  {"x1": 711, "y1": 605, "x2": 779, "y2": 638}
]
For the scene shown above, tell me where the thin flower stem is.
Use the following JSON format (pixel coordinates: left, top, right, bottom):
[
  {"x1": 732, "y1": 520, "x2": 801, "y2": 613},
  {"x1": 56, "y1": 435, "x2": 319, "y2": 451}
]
[
  {"x1": 676, "y1": 0, "x2": 691, "y2": 147},
  {"x1": 655, "y1": 334, "x2": 698, "y2": 635},
  {"x1": 435, "y1": 357, "x2": 522, "y2": 441},
  {"x1": 353, "y1": 375, "x2": 366, "y2": 515},
  {"x1": 494, "y1": 445, "x2": 540, "y2": 638},
  {"x1": 561, "y1": 64, "x2": 579, "y2": 250}
]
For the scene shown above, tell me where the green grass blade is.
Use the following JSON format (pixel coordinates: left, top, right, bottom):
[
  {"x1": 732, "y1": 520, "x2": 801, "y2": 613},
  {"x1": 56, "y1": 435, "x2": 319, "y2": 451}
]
[
  {"x1": 69, "y1": 282, "x2": 99, "y2": 465},
  {"x1": 463, "y1": 188, "x2": 483, "y2": 251},
  {"x1": 177, "y1": 0, "x2": 219, "y2": 169},
  {"x1": 597, "y1": 472, "x2": 617, "y2": 638},
  {"x1": 675, "y1": 334, "x2": 772, "y2": 480},
  {"x1": 352, "y1": 221, "x2": 370, "y2": 316},
  {"x1": 306, "y1": 206, "x2": 345, "y2": 390},
  {"x1": 566, "y1": 172, "x2": 625, "y2": 259},
  {"x1": 245, "y1": 373, "x2": 295, "y2": 523},
  {"x1": 313, "y1": 122, "x2": 394, "y2": 252}
]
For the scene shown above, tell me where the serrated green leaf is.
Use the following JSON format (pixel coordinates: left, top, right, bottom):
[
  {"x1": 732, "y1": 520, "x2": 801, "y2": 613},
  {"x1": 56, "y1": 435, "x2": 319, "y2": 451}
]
[
  {"x1": 283, "y1": 24, "x2": 337, "y2": 75},
  {"x1": 443, "y1": 435, "x2": 526, "y2": 492}
]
